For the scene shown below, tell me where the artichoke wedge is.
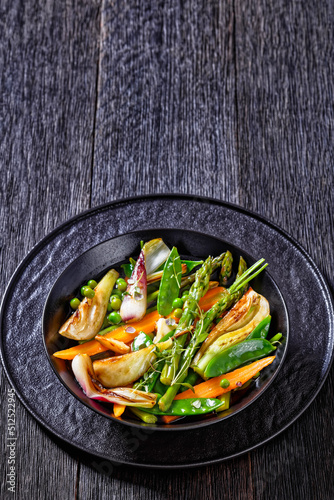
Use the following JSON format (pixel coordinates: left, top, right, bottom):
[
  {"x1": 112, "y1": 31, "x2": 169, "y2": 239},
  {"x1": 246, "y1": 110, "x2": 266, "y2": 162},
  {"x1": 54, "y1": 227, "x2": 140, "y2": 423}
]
[
  {"x1": 59, "y1": 269, "x2": 119, "y2": 341},
  {"x1": 72, "y1": 354, "x2": 157, "y2": 408},
  {"x1": 93, "y1": 339, "x2": 172, "y2": 387},
  {"x1": 153, "y1": 318, "x2": 176, "y2": 344},
  {"x1": 191, "y1": 288, "x2": 270, "y2": 378}
]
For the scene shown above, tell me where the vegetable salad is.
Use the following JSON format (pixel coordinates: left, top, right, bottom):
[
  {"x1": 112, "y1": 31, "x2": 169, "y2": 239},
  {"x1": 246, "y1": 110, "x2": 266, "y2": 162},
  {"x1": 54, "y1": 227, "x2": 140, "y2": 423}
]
[{"x1": 54, "y1": 238, "x2": 281, "y2": 424}]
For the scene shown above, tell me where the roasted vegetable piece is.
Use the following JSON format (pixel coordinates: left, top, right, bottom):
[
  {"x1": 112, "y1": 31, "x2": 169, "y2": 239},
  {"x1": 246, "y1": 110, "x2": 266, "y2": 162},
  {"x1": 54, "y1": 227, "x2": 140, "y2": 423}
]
[
  {"x1": 59, "y1": 269, "x2": 119, "y2": 341},
  {"x1": 53, "y1": 310, "x2": 161, "y2": 359},
  {"x1": 93, "y1": 339, "x2": 172, "y2": 387},
  {"x1": 204, "y1": 338, "x2": 276, "y2": 378},
  {"x1": 193, "y1": 288, "x2": 270, "y2": 367},
  {"x1": 72, "y1": 354, "x2": 157, "y2": 408},
  {"x1": 142, "y1": 238, "x2": 170, "y2": 275},
  {"x1": 157, "y1": 247, "x2": 183, "y2": 316},
  {"x1": 153, "y1": 318, "x2": 176, "y2": 343},
  {"x1": 120, "y1": 250, "x2": 147, "y2": 322},
  {"x1": 192, "y1": 291, "x2": 270, "y2": 377},
  {"x1": 95, "y1": 335, "x2": 130, "y2": 354}
]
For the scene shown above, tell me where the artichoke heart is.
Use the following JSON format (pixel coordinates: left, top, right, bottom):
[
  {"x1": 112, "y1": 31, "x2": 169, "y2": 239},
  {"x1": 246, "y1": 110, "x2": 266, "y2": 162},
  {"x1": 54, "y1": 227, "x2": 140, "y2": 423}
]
[
  {"x1": 72, "y1": 354, "x2": 157, "y2": 408},
  {"x1": 153, "y1": 318, "x2": 176, "y2": 343},
  {"x1": 59, "y1": 269, "x2": 119, "y2": 341},
  {"x1": 192, "y1": 289, "x2": 270, "y2": 377},
  {"x1": 93, "y1": 339, "x2": 172, "y2": 387}
]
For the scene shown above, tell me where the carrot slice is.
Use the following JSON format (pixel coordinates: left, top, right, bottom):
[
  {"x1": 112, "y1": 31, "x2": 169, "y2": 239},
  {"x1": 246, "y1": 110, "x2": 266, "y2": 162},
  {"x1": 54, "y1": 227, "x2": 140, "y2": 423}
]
[
  {"x1": 53, "y1": 310, "x2": 161, "y2": 360},
  {"x1": 198, "y1": 287, "x2": 227, "y2": 311},
  {"x1": 113, "y1": 403, "x2": 126, "y2": 417},
  {"x1": 161, "y1": 356, "x2": 275, "y2": 423}
]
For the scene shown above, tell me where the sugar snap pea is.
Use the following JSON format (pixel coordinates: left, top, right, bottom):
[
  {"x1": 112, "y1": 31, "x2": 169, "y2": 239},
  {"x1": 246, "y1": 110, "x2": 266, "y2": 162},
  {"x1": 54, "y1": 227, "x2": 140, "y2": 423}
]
[
  {"x1": 181, "y1": 260, "x2": 204, "y2": 273},
  {"x1": 121, "y1": 263, "x2": 134, "y2": 278},
  {"x1": 157, "y1": 247, "x2": 182, "y2": 316},
  {"x1": 204, "y1": 338, "x2": 276, "y2": 378},
  {"x1": 140, "y1": 398, "x2": 223, "y2": 416},
  {"x1": 132, "y1": 332, "x2": 153, "y2": 351},
  {"x1": 246, "y1": 315, "x2": 271, "y2": 340}
]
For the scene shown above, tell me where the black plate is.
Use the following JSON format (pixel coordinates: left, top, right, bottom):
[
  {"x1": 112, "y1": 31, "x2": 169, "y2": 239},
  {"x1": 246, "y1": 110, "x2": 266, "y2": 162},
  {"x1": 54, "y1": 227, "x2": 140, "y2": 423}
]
[
  {"x1": 43, "y1": 228, "x2": 288, "y2": 430},
  {"x1": 1, "y1": 195, "x2": 333, "y2": 468}
]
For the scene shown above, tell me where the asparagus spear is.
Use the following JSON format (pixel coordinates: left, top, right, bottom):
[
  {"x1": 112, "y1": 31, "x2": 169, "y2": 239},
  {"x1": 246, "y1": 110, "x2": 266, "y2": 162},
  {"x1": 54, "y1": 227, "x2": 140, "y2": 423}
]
[
  {"x1": 219, "y1": 251, "x2": 233, "y2": 285},
  {"x1": 159, "y1": 256, "x2": 214, "y2": 385},
  {"x1": 180, "y1": 253, "x2": 225, "y2": 289},
  {"x1": 158, "y1": 258, "x2": 267, "y2": 411},
  {"x1": 130, "y1": 407, "x2": 158, "y2": 424},
  {"x1": 233, "y1": 256, "x2": 248, "y2": 302}
]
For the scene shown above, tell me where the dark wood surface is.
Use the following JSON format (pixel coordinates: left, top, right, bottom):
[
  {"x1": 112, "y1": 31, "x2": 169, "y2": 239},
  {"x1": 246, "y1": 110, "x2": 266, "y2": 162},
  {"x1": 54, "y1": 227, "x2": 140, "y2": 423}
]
[{"x1": 1, "y1": 0, "x2": 333, "y2": 498}]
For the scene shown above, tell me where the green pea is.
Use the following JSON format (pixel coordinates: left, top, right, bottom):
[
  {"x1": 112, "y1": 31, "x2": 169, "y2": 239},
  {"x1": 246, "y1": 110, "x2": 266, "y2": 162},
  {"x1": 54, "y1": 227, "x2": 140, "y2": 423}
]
[
  {"x1": 220, "y1": 378, "x2": 230, "y2": 389},
  {"x1": 70, "y1": 298, "x2": 80, "y2": 310},
  {"x1": 172, "y1": 298, "x2": 184, "y2": 310},
  {"x1": 81, "y1": 286, "x2": 95, "y2": 298},
  {"x1": 116, "y1": 278, "x2": 127, "y2": 292},
  {"x1": 87, "y1": 279, "x2": 97, "y2": 289},
  {"x1": 108, "y1": 311, "x2": 122, "y2": 324},
  {"x1": 110, "y1": 296, "x2": 122, "y2": 310},
  {"x1": 111, "y1": 289, "x2": 122, "y2": 299},
  {"x1": 173, "y1": 308, "x2": 183, "y2": 318},
  {"x1": 181, "y1": 290, "x2": 189, "y2": 301}
]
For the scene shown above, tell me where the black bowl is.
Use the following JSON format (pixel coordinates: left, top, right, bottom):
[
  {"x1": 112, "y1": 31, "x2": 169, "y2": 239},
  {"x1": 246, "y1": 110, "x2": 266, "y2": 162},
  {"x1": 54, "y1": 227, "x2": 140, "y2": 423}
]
[{"x1": 43, "y1": 228, "x2": 288, "y2": 430}]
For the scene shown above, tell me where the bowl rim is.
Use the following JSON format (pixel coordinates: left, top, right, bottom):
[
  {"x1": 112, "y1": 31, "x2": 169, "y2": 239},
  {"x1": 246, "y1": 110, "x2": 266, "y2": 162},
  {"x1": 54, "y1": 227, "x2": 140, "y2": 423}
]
[{"x1": 42, "y1": 226, "x2": 289, "y2": 431}]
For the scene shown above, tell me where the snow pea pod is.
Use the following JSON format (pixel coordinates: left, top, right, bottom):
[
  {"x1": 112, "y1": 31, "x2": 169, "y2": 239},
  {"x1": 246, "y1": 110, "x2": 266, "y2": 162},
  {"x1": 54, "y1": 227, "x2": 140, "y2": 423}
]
[
  {"x1": 246, "y1": 315, "x2": 271, "y2": 340},
  {"x1": 121, "y1": 263, "x2": 134, "y2": 278},
  {"x1": 157, "y1": 247, "x2": 182, "y2": 316},
  {"x1": 140, "y1": 398, "x2": 223, "y2": 416},
  {"x1": 204, "y1": 338, "x2": 276, "y2": 378},
  {"x1": 132, "y1": 332, "x2": 153, "y2": 351},
  {"x1": 181, "y1": 260, "x2": 204, "y2": 273}
]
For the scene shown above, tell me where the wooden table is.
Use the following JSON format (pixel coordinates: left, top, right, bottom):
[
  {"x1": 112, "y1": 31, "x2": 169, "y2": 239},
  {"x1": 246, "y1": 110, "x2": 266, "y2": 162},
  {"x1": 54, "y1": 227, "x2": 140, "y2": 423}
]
[{"x1": 1, "y1": 0, "x2": 333, "y2": 498}]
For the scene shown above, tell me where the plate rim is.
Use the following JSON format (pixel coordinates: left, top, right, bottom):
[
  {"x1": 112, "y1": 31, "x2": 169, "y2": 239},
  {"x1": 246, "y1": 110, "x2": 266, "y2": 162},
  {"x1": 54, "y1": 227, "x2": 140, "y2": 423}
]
[{"x1": 1, "y1": 193, "x2": 333, "y2": 468}]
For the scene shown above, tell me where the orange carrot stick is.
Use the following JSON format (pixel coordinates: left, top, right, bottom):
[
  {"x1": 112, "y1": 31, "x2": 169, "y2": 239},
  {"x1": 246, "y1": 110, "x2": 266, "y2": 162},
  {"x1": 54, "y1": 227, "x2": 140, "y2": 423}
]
[
  {"x1": 113, "y1": 403, "x2": 126, "y2": 417},
  {"x1": 161, "y1": 357, "x2": 275, "y2": 423},
  {"x1": 53, "y1": 310, "x2": 161, "y2": 360},
  {"x1": 198, "y1": 287, "x2": 227, "y2": 311}
]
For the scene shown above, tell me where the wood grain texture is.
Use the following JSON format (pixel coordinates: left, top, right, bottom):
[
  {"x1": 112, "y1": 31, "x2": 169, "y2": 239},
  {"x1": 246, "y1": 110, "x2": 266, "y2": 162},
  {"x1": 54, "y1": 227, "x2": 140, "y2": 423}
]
[
  {"x1": 0, "y1": 0, "x2": 333, "y2": 498},
  {"x1": 78, "y1": 456, "x2": 252, "y2": 500},
  {"x1": 91, "y1": 0, "x2": 239, "y2": 205},
  {"x1": 234, "y1": 1, "x2": 334, "y2": 499},
  {"x1": 0, "y1": 0, "x2": 100, "y2": 499}
]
